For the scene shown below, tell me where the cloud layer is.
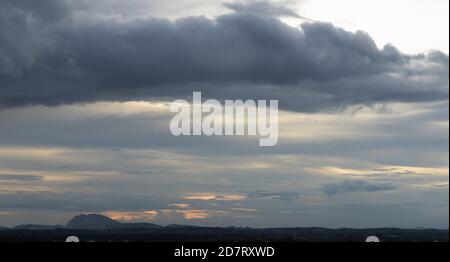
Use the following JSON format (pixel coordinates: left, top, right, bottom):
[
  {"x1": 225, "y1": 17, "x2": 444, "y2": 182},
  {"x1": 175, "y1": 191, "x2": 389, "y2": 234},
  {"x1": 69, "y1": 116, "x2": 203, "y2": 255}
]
[{"x1": 0, "y1": 0, "x2": 448, "y2": 111}]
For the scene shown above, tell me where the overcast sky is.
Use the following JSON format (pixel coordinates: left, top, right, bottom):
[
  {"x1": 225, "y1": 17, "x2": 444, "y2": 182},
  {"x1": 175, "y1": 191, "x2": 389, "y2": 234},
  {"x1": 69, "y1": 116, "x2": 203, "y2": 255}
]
[{"x1": 0, "y1": 0, "x2": 448, "y2": 228}]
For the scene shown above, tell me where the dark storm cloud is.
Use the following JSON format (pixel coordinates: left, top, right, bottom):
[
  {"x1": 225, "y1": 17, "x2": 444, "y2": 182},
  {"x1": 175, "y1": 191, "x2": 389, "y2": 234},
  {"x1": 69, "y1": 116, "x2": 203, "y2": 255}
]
[
  {"x1": 224, "y1": 0, "x2": 314, "y2": 21},
  {"x1": 0, "y1": 2, "x2": 46, "y2": 76},
  {"x1": 1, "y1": 0, "x2": 72, "y2": 22},
  {"x1": 0, "y1": 1, "x2": 448, "y2": 111},
  {"x1": 322, "y1": 180, "x2": 397, "y2": 196}
]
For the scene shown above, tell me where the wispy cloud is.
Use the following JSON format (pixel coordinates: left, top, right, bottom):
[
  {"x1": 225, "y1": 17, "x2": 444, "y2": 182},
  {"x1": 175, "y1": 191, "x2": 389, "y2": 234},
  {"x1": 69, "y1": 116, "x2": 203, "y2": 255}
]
[
  {"x1": 0, "y1": 174, "x2": 43, "y2": 181},
  {"x1": 183, "y1": 194, "x2": 247, "y2": 201},
  {"x1": 322, "y1": 180, "x2": 397, "y2": 196},
  {"x1": 246, "y1": 190, "x2": 302, "y2": 201}
]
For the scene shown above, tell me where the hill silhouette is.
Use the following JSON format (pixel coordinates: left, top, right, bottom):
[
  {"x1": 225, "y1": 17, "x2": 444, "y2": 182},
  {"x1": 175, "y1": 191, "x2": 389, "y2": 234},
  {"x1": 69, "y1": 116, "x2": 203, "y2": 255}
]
[{"x1": 66, "y1": 214, "x2": 121, "y2": 229}]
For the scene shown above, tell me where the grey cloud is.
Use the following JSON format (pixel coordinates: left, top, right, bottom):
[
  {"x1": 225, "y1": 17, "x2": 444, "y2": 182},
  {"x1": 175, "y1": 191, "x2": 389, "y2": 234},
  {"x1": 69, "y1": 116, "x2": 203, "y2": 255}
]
[
  {"x1": 224, "y1": 0, "x2": 314, "y2": 21},
  {"x1": 322, "y1": 180, "x2": 397, "y2": 196},
  {"x1": 0, "y1": 174, "x2": 43, "y2": 181},
  {"x1": 0, "y1": 1, "x2": 448, "y2": 112},
  {"x1": 0, "y1": 192, "x2": 167, "y2": 212}
]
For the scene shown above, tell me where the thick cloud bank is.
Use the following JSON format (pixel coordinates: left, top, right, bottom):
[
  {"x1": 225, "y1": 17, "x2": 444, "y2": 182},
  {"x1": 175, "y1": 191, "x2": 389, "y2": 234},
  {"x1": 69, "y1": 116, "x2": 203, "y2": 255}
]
[{"x1": 0, "y1": 0, "x2": 448, "y2": 111}]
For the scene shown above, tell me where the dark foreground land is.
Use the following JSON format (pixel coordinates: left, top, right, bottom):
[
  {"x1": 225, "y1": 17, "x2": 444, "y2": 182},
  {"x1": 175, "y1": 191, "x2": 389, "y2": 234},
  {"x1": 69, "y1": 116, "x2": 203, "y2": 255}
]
[
  {"x1": 0, "y1": 227, "x2": 448, "y2": 242},
  {"x1": 1, "y1": 215, "x2": 447, "y2": 242}
]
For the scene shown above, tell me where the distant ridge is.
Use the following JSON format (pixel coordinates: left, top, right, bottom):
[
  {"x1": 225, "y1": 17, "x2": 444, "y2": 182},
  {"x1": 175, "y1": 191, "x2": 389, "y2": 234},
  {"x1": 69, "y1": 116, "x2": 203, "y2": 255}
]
[
  {"x1": 166, "y1": 224, "x2": 200, "y2": 228},
  {"x1": 66, "y1": 214, "x2": 162, "y2": 230},
  {"x1": 13, "y1": 224, "x2": 64, "y2": 230}
]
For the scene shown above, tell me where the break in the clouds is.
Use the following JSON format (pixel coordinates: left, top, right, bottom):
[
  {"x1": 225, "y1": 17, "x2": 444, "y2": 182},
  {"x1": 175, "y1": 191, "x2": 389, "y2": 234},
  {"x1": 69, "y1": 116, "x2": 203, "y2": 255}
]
[{"x1": 0, "y1": 0, "x2": 448, "y2": 111}]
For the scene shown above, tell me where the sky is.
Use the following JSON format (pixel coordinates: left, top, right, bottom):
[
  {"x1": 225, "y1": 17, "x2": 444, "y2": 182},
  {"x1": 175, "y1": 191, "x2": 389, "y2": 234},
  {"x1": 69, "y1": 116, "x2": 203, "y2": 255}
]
[{"x1": 0, "y1": 0, "x2": 448, "y2": 228}]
